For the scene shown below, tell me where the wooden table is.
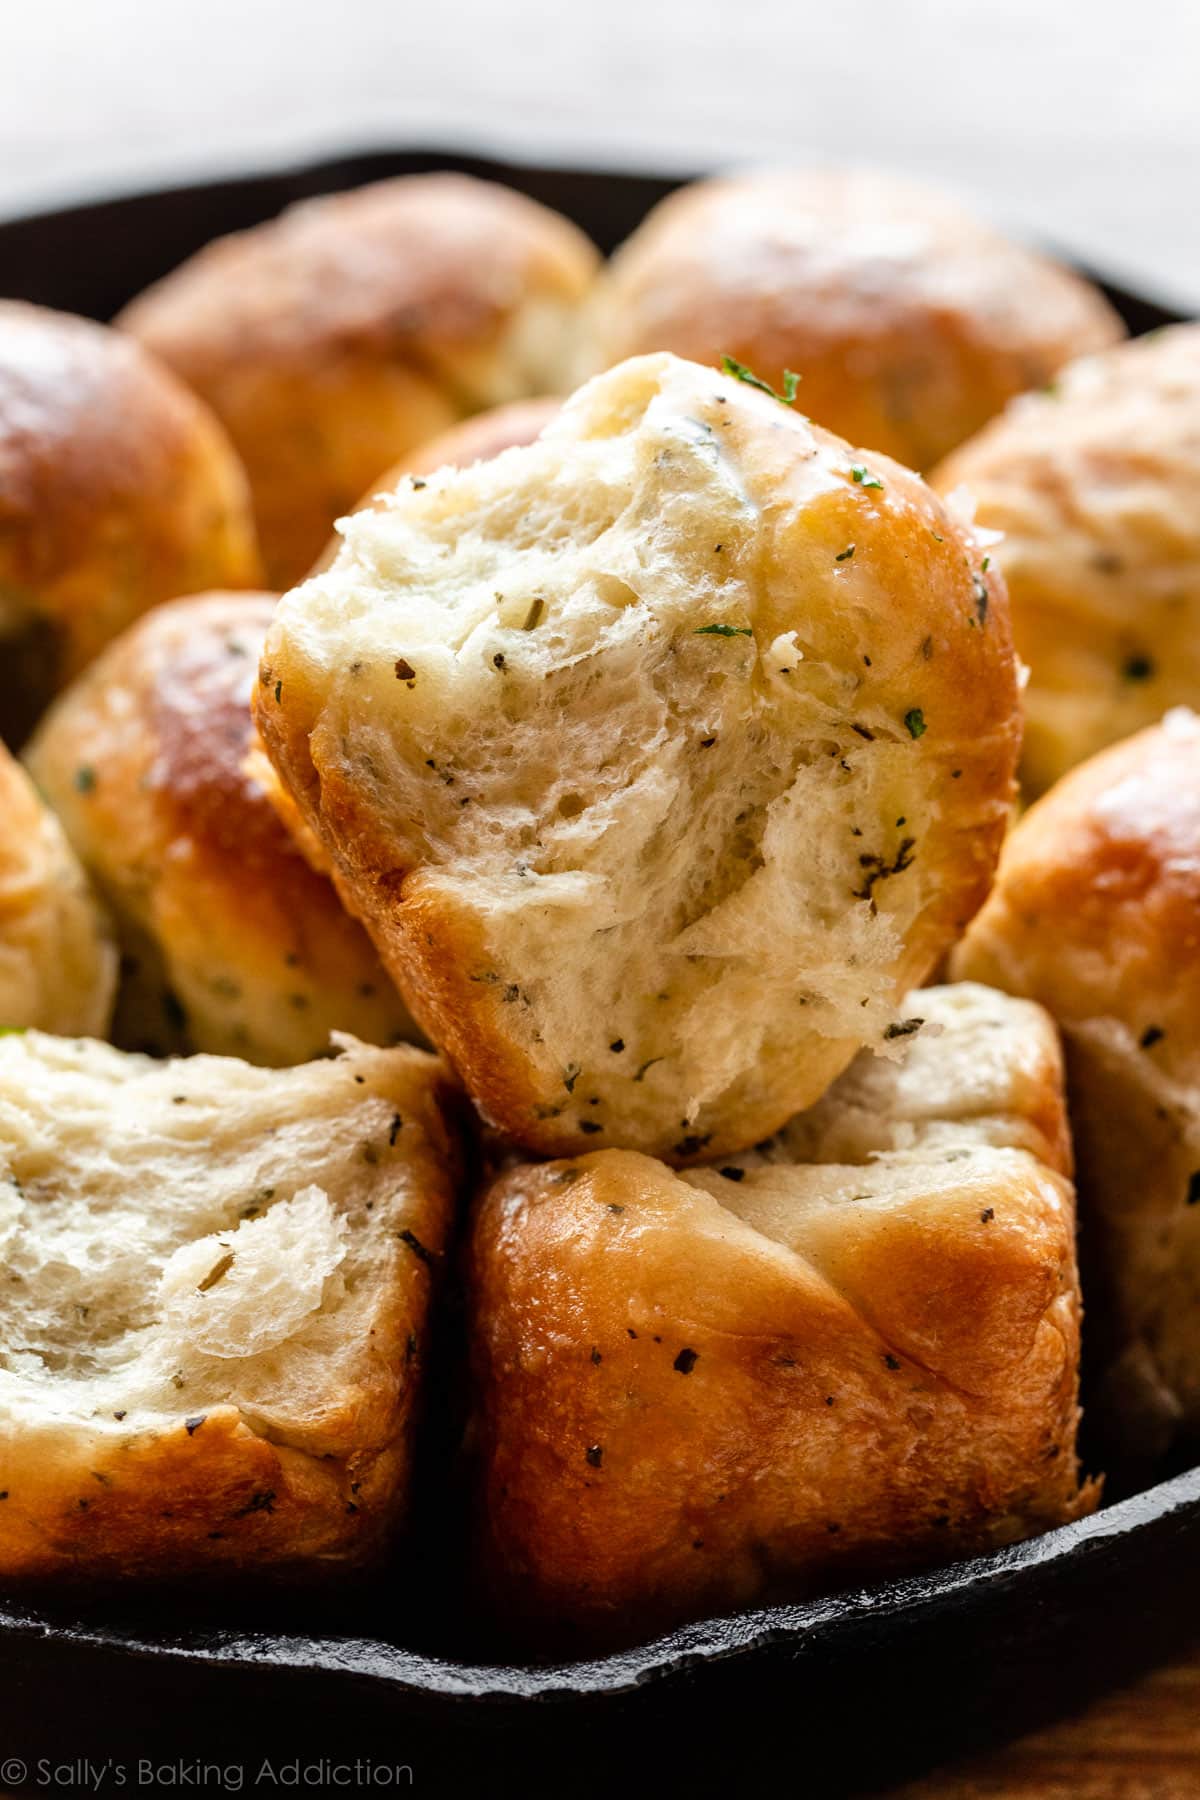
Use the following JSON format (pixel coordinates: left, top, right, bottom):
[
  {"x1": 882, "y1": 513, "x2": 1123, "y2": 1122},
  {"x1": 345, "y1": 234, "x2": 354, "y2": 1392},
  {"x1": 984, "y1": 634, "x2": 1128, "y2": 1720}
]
[{"x1": 887, "y1": 1641, "x2": 1200, "y2": 1798}]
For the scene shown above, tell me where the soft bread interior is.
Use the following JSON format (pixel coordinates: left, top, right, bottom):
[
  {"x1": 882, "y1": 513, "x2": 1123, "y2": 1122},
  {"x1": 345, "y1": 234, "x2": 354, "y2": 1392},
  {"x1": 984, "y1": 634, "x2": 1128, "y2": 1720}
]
[
  {"x1": 0, "y1": 1032, "x2": 449, "y2": 1455},
  {"x1": 262, "y1": 352, "x2": 1013, "y2": 1152}
]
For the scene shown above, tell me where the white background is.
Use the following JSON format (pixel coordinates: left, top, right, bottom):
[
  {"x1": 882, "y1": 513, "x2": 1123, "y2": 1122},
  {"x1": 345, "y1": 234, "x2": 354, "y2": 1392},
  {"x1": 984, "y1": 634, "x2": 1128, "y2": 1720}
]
[{"x1": 0, "y1": 0, "x2": 1196, "y2": 307}]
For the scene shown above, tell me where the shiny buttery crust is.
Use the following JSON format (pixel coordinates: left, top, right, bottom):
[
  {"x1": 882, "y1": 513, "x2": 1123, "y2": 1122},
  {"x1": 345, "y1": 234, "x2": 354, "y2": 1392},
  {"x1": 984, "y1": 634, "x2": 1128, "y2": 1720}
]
[
  {"x1": 469, "y1": 983, "x2": 1092, "y2": 1643},
  {"x1": 256, "y1": 352, "x2": 1021, "y2": 1162},
  {"x1": 952, "y1": 710, "x2": 1200, "y2": 1453},
  {"x1": 119, "y1": 175, "x2": 599, "y2": 586},
  {"x1": 583, "y1": 169, "x2": 1123, "y2": 474},
  {"x1": 25, "y1": 592, "x2": 416, "y2": 1064},
  {"x1": 0, "y1": 1032, "x2": 461, "y2": 1579},
  {"x1": 0, "y1": 300, "x2": 260, "y2": 733},
  {"x1": 934, "y1": 324, "x2": 1200, "y2": 795},
  {"x1": 0, "y1": 742, "x2": 116, "y2": 1035}
]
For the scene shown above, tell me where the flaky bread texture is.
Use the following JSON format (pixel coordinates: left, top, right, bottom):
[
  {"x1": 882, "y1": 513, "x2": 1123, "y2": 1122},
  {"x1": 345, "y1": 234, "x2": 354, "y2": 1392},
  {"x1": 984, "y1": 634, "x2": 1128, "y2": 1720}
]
[
  {"x1": 257, "y1": 351, "x2": 1020, "y2": 1161},
  {"x1": 390, "y1": 395, "x2": 562, "y2": 482},
  {"x1": 118, "y1": 175, "x2": 598, "y2": 586},
  {"x1": 581, "y1": 169, "x2": 1123, "y2": 475},
  {"x1": 0, "y1": 744, "x2": 116, "y2": 1036},
  {"x1": 469, "y1": 984, "x2": 1092, "y2": 1644},
  {"x1": 0, "y1": 301, "x2": 260, "y2": 734},
  {"x1": 25, "y1": 592, "x2": 417, "y2": 1064},
  {"x1": 952, "y1": 710, "x2": 1200, "y2": 1453},
  {"x1": 310, "y1": 397, "x2": 562, "y2": 577},
  {"x1": 0, "y1": 1032, "x2": 461, "y2": 1579},
  {"x1": 934, "y1": 323, "x2": 1200, "y2": 795}
]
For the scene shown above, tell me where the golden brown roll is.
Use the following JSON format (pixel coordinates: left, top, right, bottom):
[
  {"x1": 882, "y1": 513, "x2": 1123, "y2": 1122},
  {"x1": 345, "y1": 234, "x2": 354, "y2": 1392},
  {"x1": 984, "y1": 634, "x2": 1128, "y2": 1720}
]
[
  {"x1": 0, "y1": 300, "x2": 261, "y2": 739},
  {"x1": 583, "y1": 169, "x2": 1123, "y2": 475},
  {"x1": 934, "y1": 324, "x2": 1200, "y2": 795},
  {"x1": 310, "y1": 396, "x2": 561, "y2": 575},
  {"x1": 952, "y1": 710, "x2": 1200, "y2": 1456},
  {"x1": 0, "y1": 742, "x2": 116, "y2": 1036},
  {"x1": 0, "y1": 1030, "x2": 462, "y2": 1579},
  {"x1": 118, "y1": 175, "x2": 599, "y2": 586},
  {"x1": 256, "y1": 351, "x2": 1021, "y2": 1163},
  {"x1": 25, "y1": 591, "x2": 417, "y2": 1063},
  {"x1": 469, "y1": 983, "x2": 1092, "y2": 1645},
  {"x1": 395, "y1": 395, "x2": 562, "y2": 480}
]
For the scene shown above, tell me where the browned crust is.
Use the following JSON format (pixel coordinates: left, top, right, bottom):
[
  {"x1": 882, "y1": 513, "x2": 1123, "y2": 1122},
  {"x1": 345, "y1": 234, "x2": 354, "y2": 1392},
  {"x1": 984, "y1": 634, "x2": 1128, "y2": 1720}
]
[
  {"x1": 26, "y1": 591, "x2": 415, "y2": 1062},
  {"x1": 118, "y1": 175, "x2": 598, "y2": 585},
  {"x1": 468, "y1": 1145, "x2": 1092, "y2": 1644},
  {"x1": 952, "y1": 717, "x2": 1200, "y2": 1044},
  {"x1": 309, "y1": 396, "x2": 562, "y2": 575},
  {"x1": 587, "y1": 170, "x2": 1124, "y2": 473},
  {"x1": 391, "y1": 396, "x2": 562, "y2": 479},
  {"x1": 933, "y1": 324, "x2": 1200, "y2": 794},
  {"x1": 951, "y1": 715, "x2": 1200, "y2": 1443},
  {"x1": 0, "y1": 1049, "x2": 463, "y2": 1580},
  {"x1": 0, "y1": 301, "x2": 261, "y2": 693},
  {"x1": 255, "y1": 368, "x2": 1022, "y2": 1161}
]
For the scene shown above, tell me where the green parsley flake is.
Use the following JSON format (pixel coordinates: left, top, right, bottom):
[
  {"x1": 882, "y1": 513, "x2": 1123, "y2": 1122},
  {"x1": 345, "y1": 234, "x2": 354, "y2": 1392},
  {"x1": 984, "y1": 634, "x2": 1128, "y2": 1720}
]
[
  {"x1": 73, "y1": 766, "x2": 97, "y2": 794},
  {"x1": 904, "y1": 708, "x2": 927, "y2": 740},
  {"x1": 851, "y1": 465, "x2": 884, "y2": 490},
  {"x1": 694, "y1": 623, "x2": 753, "y2": 638},
  {"x1": 720, "y1": 355, "x2": 801, "y2": 406}
]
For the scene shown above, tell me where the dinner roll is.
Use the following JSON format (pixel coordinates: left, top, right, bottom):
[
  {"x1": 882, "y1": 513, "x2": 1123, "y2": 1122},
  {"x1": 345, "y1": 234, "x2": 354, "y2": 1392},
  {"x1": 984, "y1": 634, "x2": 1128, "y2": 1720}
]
[
  {"x1": 25, "y1": 592, "x2": 417, "y2": 1064},
  {"x1": 0, "y1": 1030, "x2": 461, "y2": 1578},
  {"x1": 469, "y1": 983, "x2": 1092, "y2": 1644},
  {"x1": 118, "y1": 175, "x2": 599, "y2": 586},
  {"x1": 310, "y1": 396, "x2": 561, "y2": 575},
  {"x1": 0, "y1": 742, "x2": 116, "y2": 1036},
  {"x1": 952, "y1": 710, "x2": 1200, "y2": 1456},
  {"x1": 256, "y1": 352, "x2": 1021, "y2": 1162},
  {"x1": 583, "y1": 169, "x2": 1123, "y2": 475},
  {"x1": 396, "y1": 395, "x2": 562, "y2": 480},
  {"x1": 0, "y1": 301, "x2": 260, "y2": 740},
  {"x1": 934, "y1": 324, "x2": 1200, "y2": 795}
]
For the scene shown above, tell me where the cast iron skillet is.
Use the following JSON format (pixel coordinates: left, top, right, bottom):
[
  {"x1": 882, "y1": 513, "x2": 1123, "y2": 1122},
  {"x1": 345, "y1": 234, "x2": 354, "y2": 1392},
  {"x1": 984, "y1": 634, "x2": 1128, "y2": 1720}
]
[{"x1": 0, "y1": 149, "x2": 1193, "y2": 1797}]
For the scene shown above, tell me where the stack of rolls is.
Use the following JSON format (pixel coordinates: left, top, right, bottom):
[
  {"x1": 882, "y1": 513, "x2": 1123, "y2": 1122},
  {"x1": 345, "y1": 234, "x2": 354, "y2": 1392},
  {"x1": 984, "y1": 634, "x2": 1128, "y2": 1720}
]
[
  {"x1": 252, "y1": 345, "x2": 1093, "y2": 1640},
  {"x1": 7, "y1": 159, "x2": 1186, "y2": 1641}
]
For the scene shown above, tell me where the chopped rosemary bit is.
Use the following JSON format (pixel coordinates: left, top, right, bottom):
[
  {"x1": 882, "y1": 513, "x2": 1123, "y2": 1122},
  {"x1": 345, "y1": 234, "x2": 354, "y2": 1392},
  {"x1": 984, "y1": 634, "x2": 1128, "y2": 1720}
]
[
  {"x1": 197, "y1": 1252, "x2": 235, "y2": 1293},
  {"x1": 694, "y1": 623, "x2": 752, "y2": 638},
  {"x1": 884, "y1": 1017, "x2": 924, "y2": 1041},
  {"x1": 904, "y1": 708, "x2": 927, "y2": 739},
  {"x1": 720, "y1": 355, "x2": 801, "y2": 405}
]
